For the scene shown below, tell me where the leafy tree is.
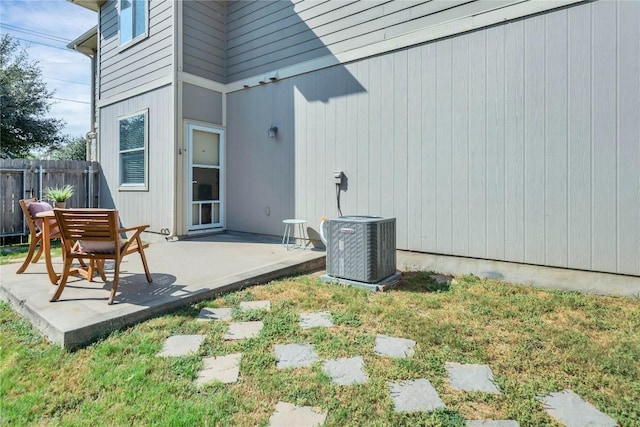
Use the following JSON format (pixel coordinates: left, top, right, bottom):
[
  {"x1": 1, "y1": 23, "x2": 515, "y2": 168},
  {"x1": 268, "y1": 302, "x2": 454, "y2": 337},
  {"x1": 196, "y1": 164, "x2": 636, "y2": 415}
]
[
  {"x1": 0, "y1": 35, "x2": 65, "y2": 158},
  {"x1": 51, "y1": 136, "x2": 87, "y2": 161}
]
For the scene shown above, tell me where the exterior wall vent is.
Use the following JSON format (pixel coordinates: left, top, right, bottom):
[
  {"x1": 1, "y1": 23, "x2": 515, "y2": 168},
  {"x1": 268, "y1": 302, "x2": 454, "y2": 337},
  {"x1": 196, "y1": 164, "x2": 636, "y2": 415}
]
[{"x1": 326, "y1": 216, "x2": 396, "y2": 283}]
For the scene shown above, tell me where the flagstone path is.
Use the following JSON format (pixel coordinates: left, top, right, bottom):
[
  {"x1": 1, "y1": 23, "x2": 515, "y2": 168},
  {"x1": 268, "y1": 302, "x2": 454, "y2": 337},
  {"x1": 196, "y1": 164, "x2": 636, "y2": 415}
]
[
  {"x1": 446, "y1": 362, "x2": 502, "y2": 394},
  {"x1": 322, "y1": 356, "x2": 368, "y2": 385},
  {"x1": 151, "y1": 300, "x2": 618, "y2": 426},
  {"x1": 224, "y1": 321, "x2": 263, "y2": 340}
]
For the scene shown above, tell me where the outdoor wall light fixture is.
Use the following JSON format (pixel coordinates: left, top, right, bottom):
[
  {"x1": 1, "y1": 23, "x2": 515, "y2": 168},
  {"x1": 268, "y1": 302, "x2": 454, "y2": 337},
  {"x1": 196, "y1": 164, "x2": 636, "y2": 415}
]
[{"x1": 268, "y1": 126, "x2": 278, "y2": 139}]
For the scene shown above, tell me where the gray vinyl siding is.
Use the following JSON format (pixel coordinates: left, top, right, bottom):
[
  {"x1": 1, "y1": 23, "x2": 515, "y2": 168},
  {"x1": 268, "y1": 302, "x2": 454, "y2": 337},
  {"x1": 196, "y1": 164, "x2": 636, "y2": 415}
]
[
  {"x1": 225, "y1": 0, "x2": 522, "y2": 82},
  {"x1": 616, "y1": 0, "x2": 640, "y2": 277},
  {"x1": 226, "y1": 81, "x2": 296, "y2": 236},
  {"x1": 226, "y1": 0, "x2": 640, "y2": 276},
  {"x1": 98, "y1": 86, "x2": 174, "y2": 234},
  {"x1": 182, "y1": 83, "x2": 223, "y2": 125},
  {"x1": 99, "y1": 0, "x2": 173, "y2": 99},
  {"x1": 183, "y1": 1, "x2": 226, "y2": 82}
]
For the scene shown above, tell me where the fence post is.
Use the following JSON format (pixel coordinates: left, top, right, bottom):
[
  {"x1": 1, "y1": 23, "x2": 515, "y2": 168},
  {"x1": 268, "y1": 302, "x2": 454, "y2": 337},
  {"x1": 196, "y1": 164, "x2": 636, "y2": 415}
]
[
  {"x1": 22, "y1": 169, "x2": 27, "y2": 235},
  {"x1": 87, "y1": 164, "x2": 93, "y2": 208},
  {"x1": 37, "y1": 164, "x2": 43, "y2": 200}
]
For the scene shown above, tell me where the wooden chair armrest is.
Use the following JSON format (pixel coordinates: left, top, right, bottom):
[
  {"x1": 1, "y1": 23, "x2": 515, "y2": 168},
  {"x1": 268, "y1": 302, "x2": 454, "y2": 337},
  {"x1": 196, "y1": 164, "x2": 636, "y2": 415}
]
[
  {"x1": 119, "y1": 225, "x2": 149, "y2": 234},
  {"x1": 119, "y1": 224, "x2": 149, "y2": 253}
]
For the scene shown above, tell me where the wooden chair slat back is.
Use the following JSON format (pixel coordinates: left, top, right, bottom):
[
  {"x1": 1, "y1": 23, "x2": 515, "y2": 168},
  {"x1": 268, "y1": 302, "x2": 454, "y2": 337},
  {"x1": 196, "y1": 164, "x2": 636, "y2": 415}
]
[
  {"x1": 54, "y1": 209, "x2": 119, "y2": 242},
  {"x1": 18, "y1": 198, "x2": 39, "y2": 235},
  {"x1": 49, "y1": 208, "x2": 152, "y2": 304}
]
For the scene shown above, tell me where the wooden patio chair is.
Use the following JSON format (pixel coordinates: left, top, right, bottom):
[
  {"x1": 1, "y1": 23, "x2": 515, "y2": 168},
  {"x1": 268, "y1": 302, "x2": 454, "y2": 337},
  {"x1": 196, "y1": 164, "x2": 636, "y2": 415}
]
[
  {"x1": 52, "y1": 208, "x2": 153, "y2": 304},
  {"x1": 16, "y1": 198, "x2": 59, "y2": 274}
]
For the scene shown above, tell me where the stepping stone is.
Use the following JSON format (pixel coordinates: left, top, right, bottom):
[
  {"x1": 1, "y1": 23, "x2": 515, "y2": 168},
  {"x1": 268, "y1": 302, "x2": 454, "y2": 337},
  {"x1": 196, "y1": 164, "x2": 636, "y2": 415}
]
[
  {"x1": 224, "y1": 321, "x2": 263, "y2": 340},
  {"x1": 239, "y1": 300, "x2": 271, "y2": 311},
  {"x1": 195, "y1": 353, "x2": 242, "y2": 386},
  {"x1": 197, "y1": 307, "x2": 232, "y2": 322},
  {"x1": 275, "y1": 343, "x2": 319, "y2": 369},
  {"x1": 374, "y1": 334, "x2": 416, "y2": 358},
  {"x1": 389, "y1": 378, "x2": 446, "y2": 413},
  {"x1": 539, "y1": 389, "x2": 617, "y2": 427},
  {"x1": 322, "y1": 356, "x2": 368, "y2": 385},
  {"x1": 268, "y1": 401, "x2": 327, "y2": 427},
  {"x1": 300, "y1": 312, "x2": 334, "y2": 329},
  {"x1": 467, "y1": 421, "x2": 519, "y2": 427},
  {"x1": 157, "y1": 334, "x2": 205, "y2": 357},
  {"x1": 446, "y1": 362, "x2": 501, "y2": 393}
]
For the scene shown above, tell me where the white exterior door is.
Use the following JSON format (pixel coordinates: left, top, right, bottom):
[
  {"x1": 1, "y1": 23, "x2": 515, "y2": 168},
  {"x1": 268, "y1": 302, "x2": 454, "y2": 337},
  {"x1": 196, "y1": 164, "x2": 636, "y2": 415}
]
[{"x1": 187, "y1": 124, "x2": 224, "y2": 231}]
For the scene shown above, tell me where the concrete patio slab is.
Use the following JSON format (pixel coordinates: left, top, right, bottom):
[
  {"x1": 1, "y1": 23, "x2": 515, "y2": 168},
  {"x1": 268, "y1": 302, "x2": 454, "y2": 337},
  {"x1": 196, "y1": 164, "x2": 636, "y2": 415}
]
[
  {"x1": 268, "y1": 401, "x2": 327, "y2": 427},
  {"x1": 239, "y1": 300, "x2": 271, "y2": 311},
  {"x1": 275, "y1": 343, "x2": 319, "y2": 369},
  {"x1": 300, "y1": 312, "x2": 333, "y2": 329},
  {"x1": 539, "y1": 389, "x2": 617, "y2": 427},
  {"x1": 446, "y1": 362, "x2": 502, "y2": 394},
  {"x1": 388, "y1": 378, "x2": 446, "y2": 413},
  {"x1": 224, "y1": 321, "x2": 263, "y2": 340},
  {"x1": 0, "y1": 232, "x2": 325, "y2": 350},
  {"x1": 157, "y1": 334, "x2": 205, "y2": 357},
  {"x1": 195, "y1": 353, "x2": 242, "y2": 386},
  {"x1": 374, "y1": 334, "x2": 416, "y2": 358},
  {"x1": 197, "y1": 307, "x2": 232, "y2": 322},
  {"x1": 322, "y1": 356, "x2": 368, "y2": 385}
]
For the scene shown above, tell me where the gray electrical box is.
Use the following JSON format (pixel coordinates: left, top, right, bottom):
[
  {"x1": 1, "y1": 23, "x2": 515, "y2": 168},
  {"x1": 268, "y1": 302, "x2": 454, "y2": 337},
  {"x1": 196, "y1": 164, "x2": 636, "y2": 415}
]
[
  {"x1": 333, "y1": 171, "x2": 343, "y2": 185},
  {"x1": 326, "y1": 216, "x2": 396, "y2": 283}
]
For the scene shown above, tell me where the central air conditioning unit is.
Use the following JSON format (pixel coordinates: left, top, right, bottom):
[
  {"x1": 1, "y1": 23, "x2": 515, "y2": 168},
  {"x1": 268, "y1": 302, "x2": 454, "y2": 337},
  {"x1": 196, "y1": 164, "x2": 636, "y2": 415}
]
[{"x1": 326, "y1": 216, "x2": 396, "y2": 283}]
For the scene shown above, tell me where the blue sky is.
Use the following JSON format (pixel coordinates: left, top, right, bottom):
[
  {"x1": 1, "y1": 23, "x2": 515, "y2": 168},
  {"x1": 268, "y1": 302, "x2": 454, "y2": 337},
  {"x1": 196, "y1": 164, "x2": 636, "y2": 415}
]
[{"x1": 1, "y1": 0, "x2": 96, "y2": 138}]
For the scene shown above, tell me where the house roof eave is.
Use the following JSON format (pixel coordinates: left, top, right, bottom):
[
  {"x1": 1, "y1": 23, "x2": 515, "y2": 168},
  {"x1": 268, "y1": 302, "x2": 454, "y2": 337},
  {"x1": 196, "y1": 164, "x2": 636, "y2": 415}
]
[
  {"x1": 67, "y1": 25, "x2": 98, "y2": 57},
  {"x1": 67, "y1": 0, "x2": 104, "y2": 13}
]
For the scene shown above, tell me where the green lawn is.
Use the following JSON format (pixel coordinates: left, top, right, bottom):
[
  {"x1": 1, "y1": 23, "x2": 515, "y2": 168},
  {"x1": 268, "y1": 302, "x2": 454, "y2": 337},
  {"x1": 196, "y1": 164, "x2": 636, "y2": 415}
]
[
  {"x1": 1, "y1": 273, "x2": 638, "y2": 426},
  {"x1": 0, "y1": 242, "x2": 62, "y2": 266}
]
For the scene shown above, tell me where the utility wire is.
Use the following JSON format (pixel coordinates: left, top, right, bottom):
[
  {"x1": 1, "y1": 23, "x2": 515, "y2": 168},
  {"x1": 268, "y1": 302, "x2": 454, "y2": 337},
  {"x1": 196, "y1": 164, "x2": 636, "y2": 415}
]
[
  {"x1": 0, "y1": 33, "x2": 71, "y2": 52},
  {"x1": 45, "y1": 76, "x2": 90, "y2": 86},
  {"x1": 51, "y1": 97, "x2": 90, "y2": 105},
  {"x1": 1, "y1": 23, "x2": 72, "y2": 43}
]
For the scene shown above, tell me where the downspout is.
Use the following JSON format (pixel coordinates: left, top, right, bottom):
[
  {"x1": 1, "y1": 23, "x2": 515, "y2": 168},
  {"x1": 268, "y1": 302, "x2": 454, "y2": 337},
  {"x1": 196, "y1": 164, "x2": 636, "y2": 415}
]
[
  {"x1": 85, "y1": 49, "x2": 97, "y2": 161},
  {"x1": 166, "y1": 0, "x2": 180, "y2": 241}
]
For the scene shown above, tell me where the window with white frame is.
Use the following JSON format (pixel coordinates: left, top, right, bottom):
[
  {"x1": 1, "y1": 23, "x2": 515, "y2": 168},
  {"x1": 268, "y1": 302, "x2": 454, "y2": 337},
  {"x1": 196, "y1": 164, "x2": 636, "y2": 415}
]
[
  {"x1": 118, "y1": 110, "x2": 148, "y2": 190},
  {"x1": 119, "y1": 0, "x2": 147, "y2": 46}
]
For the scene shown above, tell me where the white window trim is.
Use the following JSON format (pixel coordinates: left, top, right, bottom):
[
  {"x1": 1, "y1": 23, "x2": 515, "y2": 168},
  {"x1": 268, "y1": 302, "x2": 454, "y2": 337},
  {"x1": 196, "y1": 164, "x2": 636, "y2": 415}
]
[
  {"x1": 118, "y1": 0, "x2": 149, "y2": 51},
  {"x1": 118, "y1": 109, "x2": 149, "y2": 191}
]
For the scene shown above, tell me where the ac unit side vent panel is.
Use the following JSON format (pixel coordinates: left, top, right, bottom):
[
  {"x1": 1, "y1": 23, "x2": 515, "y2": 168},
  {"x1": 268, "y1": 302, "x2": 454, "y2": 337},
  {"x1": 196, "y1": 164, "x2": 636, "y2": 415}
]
[{"x1": 327, "y1": 216, "x2": 396, "y2": 283}]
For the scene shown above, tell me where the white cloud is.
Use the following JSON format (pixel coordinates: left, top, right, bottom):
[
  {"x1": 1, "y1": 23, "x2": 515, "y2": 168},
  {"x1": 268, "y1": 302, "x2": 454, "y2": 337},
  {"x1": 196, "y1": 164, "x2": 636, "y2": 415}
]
[{"x1": 1, "y1": 0, "x2": 96, "y2": 138}]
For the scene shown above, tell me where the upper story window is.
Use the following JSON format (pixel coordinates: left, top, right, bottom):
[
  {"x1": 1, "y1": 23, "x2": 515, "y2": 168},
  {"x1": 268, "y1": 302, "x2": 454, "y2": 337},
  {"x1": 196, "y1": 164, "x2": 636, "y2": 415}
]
[{"x1": 119, "y1": 0, "x2": 147, "y2": 46}]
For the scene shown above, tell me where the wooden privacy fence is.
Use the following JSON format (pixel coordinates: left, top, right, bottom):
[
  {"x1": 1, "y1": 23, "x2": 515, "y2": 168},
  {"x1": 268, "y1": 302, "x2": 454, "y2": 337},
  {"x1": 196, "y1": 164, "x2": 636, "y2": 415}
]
[{"x1": 0, "y1": 159, "x2": 100, "y2": 239}]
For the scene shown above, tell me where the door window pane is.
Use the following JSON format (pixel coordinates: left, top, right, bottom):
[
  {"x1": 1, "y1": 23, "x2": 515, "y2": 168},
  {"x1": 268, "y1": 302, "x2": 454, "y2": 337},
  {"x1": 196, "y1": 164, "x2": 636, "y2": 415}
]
[
  {"x1": 192, "y1": 203, "x2": 199, "y2": 226},
  {"x1": 201, "y1": 203, "x2": 212, "y2": 225},
  {"x1": 212, "y1": 203, "x2": 220, "y2": 224},
  {"x1": 192, "y1": 130, "x2": 219, "y2": 166},
  {"x1": 192, "y1": 168, "x2": 219, "y2": 201}
]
